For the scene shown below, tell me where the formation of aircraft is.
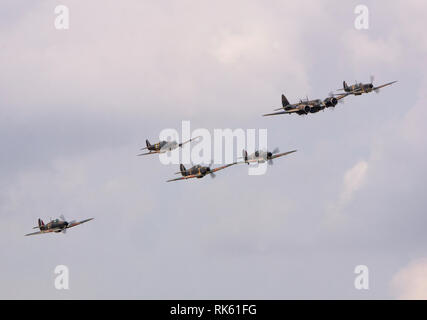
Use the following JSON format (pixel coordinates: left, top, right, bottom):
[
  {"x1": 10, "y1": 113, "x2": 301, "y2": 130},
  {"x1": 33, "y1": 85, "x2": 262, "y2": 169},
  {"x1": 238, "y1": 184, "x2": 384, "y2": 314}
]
[
  {"x1": 26, "y1": 76, "x2": 396, "y2": 236},
  {"x1": 165, "y1": 147, "x2": 297, "y2": 182},
  {"x1": 263, "y1": 77, "x2": 396, "y2": 117},
  {"x1": 25, "y1": 215, "x2": 94, "y2": 236}
]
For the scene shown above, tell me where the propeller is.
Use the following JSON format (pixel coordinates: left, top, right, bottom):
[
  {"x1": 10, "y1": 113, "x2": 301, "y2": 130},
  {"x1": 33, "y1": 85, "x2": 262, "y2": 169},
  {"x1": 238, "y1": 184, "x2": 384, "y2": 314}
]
[
  {"x1": 64, "y1": 220, "x2": 76, "y2": 233},
  {"x1": 207, "y1": 161, "x2": 216, "y2": 178},
  {"x1": 59, "y1": 214, "x2": 75, "y2": 233},
  {"x1": 329, "y1": 91, "x2": 344, "y2": 104},
  {"x1": 267, "y1": 148, "x2": 280, "y2": 165},
  {"x1": 369, "y1": 75, "x2": 379, "y2": 93}
]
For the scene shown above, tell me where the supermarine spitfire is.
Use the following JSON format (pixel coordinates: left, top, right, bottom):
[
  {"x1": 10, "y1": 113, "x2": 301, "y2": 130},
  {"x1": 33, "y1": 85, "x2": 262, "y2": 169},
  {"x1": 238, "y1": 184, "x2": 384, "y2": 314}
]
[
  {"x1": 262, "y1": 93, "x2": 346, "y2": 116},
  {"x1": 25, "y1": 215, "x2": 94, "y2": 236},
  {"x1": 137, "y1": 136, "x2": 200, "y2": 156},
  {"x1": 336, "y1": 76, "x2": 397, "y2": 96},
  {"x1": 240, "y1": 148, "x2": 297, "y2": 165},
  {"x1": 166, "y1": 163, "x2": 236, "y2": 182}
]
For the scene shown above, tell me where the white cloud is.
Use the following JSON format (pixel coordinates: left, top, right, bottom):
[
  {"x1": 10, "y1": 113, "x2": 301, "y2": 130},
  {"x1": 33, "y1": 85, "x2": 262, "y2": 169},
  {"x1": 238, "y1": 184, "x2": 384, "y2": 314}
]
[
  {"x1": 400, "y1": 81, "x2": 427, "y2": 146},
  {"x1": 0, "y1": 0, "x2": 319, "y2": 119},
  {"x1": 342, "y1": 31, "x2": 402, "y2": 68},
  {"x1": 391, "y1": 258, "x2": 427, "y2": 299},
  {"x1": 341, "y1": 160, "x2": 368, "y2": 204},
  {"x1": 326, "y1": 160, "x2": 368, "y2": 225}
]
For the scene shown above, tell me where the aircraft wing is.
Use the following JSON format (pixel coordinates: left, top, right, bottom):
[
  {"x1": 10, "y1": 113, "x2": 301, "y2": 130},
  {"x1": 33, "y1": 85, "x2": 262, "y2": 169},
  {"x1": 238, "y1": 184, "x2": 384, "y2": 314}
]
[
  {"x1": 335, "y1": 93, "x2": 348, "y2": 101},
  {"x1": 374, "y1": 81, "x2": 397, "y2": 91},
  {"x1": 25, "y1": 229, "x2": 56, "y2": 236},
  {"x1": 262, "y1": 108, "x2": 300, "y2": 116},
  {"x1": 166, "y1": 174, "x2": 201, "y2": 182},
  {"x1": 346, "y1": 88, "x2": 363, "y2": 95},
  {"x1": 235, "y1": 158, "x2": 259, "y2": 164},
  {"x1": 179, "y1": 136, "x2": 202, "y2": 147},
  {"x1": 271, "y1": 150, "x2": 297, "y2": 160},
  {"x1": 137, "y1": 151, "x2": 159, "y2": 156},
  {"x1": 66, "y1": 218, "x2": 94, "y2": 229},
  {"x1": 210, "y1": 163, "x2": 236, "y2": 173}
]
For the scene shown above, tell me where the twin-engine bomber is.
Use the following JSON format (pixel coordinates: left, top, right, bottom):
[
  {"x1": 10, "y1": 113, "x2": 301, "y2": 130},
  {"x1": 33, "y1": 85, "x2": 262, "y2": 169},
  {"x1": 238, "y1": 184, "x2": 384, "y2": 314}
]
[
  {"x1": 263, "y1": 78, "x2": 396, "y2": 117},
  {"x1": 262, "y1": 93, "x2": 346, "y2": 116}
]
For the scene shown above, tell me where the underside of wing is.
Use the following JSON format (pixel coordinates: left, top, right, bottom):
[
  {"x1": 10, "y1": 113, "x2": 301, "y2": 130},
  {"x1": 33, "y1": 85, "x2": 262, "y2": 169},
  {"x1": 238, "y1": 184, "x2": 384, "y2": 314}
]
[
  {"x1": 67, "y1": 218, "x2": 94, "y2": 229},
  {"x1": 237, "y1": 159, "x2": 258, "y2": 164},
  {"x1": 210, "y1": 163, "x2": 236, "y2": 173},
  {"x1": 25, "y1": 229, "x2": 55, "y2": 236},
  {"x1": 166, "y1": 174, "x2": 200, "y2": 182},
  {"x1": 271, "y1": 150, "x2": 298, "y2": 159},
  {"x1": 263, "y1": 109, "x2": 299, "y2": 116},
  {"x1": 179, "y1": 136, "x2": 202, "y2": 147},
  {"x1": 374, "y1": 81, "x2": 397, "y2": 90},
  {"x1": 335, "y1": 93, "x2": 348, "y2": 101},
  {"x1": 344, "y1": 87, "x2": 363, "y2": 94},
  {"x1": 137, "y1": 151, "x2": 159, "y2": 156}
]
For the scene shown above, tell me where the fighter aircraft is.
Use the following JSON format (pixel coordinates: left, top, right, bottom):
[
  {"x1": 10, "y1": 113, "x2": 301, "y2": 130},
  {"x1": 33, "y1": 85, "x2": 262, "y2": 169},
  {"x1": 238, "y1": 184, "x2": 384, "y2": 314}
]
[
  {"x1": 262, "y1": 93, "x2": 346, "y2": 116},
  {"x1": 239, "y1": 148, "x2": 297, "y2": 165},
  {"x1": 25, "y1": 215, "x2": 94, "y2": 236},
  {"x1": 166, "y1": 162, "x2": 236, "y2": 182},
  {"x1": 336, "y1": 76, "x2": 397, "y2": 96},
  {"x1": 137, "y1": 136, "x2": 200, "y2": 156}
]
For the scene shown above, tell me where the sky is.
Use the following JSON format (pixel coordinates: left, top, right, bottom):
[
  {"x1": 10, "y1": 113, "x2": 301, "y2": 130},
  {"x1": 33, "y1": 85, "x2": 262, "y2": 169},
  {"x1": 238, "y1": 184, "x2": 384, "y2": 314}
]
[{"x1": 1, "y1": 0, "x2": 427, "y2": 299}]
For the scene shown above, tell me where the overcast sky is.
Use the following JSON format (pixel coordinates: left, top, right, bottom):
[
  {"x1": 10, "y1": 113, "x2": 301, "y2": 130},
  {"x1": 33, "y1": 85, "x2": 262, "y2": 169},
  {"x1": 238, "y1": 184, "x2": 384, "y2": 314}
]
[{"x1": 1, "y1": 0, "x2": 427, "y2": 299}]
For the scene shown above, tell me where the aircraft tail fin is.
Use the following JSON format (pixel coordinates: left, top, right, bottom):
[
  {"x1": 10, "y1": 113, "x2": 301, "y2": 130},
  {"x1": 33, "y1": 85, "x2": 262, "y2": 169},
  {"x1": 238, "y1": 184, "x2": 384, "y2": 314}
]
[
  {"x1": 146, "y1": 139, "x2": 152, "y2": 148},
  {"x1": 343, "y1": 81, "x2": 348, "y2": 91},
  {"x1": 34, "y1": 218, "x2": 45, "y2": 230},
  {"x1": 282, "y1": 94, "x2": 290, "y2": 107},
  {"x1": 242, "y1": 149, "x2": 248, "y2": 163},
  {"x1": 180, "y1": 164, "x2": 186, "y2": 176}
]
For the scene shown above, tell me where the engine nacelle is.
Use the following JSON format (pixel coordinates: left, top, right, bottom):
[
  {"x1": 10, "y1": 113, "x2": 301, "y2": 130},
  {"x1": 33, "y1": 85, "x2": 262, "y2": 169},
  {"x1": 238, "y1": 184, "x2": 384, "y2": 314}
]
[{"x1": 324, "y1": 97, "x2": 338, "y2": 107}]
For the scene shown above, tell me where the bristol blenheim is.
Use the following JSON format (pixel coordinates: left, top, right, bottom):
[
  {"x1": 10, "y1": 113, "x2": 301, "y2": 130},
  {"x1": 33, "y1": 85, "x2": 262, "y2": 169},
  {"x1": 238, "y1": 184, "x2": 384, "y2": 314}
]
[
  {"x1": 262, "y1": 93, "x2": 346, "y2": 116},
  {"x1": 167, "y1": 163, "x2": 236, "y2": 182},
  {"x1": 25, "y1": 215, "x2": 94, "y2": 236}
]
